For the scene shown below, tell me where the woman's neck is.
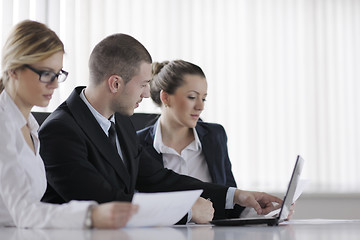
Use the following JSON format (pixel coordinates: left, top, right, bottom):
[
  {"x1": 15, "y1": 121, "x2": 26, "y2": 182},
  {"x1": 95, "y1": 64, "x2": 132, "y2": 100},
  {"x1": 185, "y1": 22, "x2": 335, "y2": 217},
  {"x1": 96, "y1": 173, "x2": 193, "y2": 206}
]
[
  {"x1": 6, "y1": 88, "x2": 31, "y2": 120},
  {"x1": 6, "y1": 88, "x2": 35, "y2": 154},
  {"x1": 159, "y1": 114, "x2": 194, "y2": 154}
]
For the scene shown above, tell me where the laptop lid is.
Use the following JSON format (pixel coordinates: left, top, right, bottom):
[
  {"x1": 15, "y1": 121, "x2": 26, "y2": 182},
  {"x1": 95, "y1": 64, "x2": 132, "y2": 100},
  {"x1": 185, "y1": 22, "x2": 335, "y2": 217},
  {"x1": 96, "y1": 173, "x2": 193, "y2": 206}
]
[
  {"x1": 210, "y1": 155, "x2": 304, "y2": 226},
  {"x1": 277, "y1": 155, "x2": 304, "y2": 222}
]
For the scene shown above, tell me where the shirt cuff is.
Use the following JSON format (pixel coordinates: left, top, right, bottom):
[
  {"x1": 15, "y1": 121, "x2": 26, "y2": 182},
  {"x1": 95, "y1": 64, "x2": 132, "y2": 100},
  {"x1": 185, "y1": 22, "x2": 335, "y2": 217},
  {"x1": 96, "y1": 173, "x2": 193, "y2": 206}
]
[{"x1": 225, "y1": 187, "x2": 236, "y2": 209}]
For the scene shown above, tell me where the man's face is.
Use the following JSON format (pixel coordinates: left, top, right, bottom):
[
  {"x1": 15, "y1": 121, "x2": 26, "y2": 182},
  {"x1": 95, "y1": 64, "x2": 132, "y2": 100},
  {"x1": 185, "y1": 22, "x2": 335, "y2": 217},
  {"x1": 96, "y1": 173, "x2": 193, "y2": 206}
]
[{"x1": 113, "y1": 62, "x2": 152, "y2": 116}]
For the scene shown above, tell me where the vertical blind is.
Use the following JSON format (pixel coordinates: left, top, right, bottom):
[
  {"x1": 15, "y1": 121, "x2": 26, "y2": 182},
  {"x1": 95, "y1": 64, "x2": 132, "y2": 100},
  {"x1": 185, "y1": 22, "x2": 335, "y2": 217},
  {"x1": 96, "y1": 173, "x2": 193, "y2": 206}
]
[{"x1": 1, "y1": 0, "x2": 359, "y2": 193}]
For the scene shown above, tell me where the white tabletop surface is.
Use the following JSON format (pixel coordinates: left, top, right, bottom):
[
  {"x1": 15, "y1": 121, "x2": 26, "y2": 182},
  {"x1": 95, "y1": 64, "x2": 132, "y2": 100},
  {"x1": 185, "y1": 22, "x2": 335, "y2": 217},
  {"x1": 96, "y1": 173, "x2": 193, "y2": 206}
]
[{"x1": 1, "y1": 219, "x2": 360, "y2": 240}]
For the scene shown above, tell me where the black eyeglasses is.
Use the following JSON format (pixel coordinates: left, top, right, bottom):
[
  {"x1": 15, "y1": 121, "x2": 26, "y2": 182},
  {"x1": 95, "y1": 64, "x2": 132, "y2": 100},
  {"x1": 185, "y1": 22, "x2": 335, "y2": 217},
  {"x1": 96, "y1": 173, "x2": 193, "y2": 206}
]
[{"x1": 24, "y1": 64, "x2": 68, "y2": 83}]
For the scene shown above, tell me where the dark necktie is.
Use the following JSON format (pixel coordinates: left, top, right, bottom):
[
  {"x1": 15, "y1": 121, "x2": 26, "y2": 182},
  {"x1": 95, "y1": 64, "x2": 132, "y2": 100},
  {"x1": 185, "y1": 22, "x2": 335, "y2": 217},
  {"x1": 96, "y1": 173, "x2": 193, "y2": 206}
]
[
  {"x1": 108, "y1": 121, "x2": 129, "y2": 170},
  {"x1": 108, "y1": 121, "x2": 117, "y2": 151}
]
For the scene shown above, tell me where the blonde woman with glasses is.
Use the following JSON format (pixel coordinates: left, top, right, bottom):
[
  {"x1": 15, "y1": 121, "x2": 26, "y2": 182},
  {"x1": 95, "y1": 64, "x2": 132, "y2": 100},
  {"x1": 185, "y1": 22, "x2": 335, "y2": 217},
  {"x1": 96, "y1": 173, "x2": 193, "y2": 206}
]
[{"x1": 0, "y1": 20, "x2": 138, "y2": 229}]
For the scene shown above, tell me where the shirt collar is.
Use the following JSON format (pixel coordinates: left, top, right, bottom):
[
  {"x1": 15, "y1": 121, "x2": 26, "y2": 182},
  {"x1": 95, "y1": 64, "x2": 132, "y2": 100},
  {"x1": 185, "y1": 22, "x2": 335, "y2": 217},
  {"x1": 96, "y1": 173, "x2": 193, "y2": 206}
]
[
  {"x1": 192, "y1": 126, "x2": 202, "y2": 150},
  {"x1": 80, "y1": 89, "x2": 113, "y2": 136},
  {"x1": 153, "y1": 117, "x2": 202, "y2": 154},
  {"x1": 0, "y1": 90, "x2": 39, "y2": 134}
]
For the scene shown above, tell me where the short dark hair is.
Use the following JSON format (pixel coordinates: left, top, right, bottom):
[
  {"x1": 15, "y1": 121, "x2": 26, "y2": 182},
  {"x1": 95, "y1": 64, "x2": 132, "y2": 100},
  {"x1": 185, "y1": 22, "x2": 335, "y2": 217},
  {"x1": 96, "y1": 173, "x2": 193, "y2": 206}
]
[
  {"x1": 150, "y1": 60, "x2": 206, "y2": 107},
  {"x1": 88, "y1": 33, "x2": 152, "y2": 85}
]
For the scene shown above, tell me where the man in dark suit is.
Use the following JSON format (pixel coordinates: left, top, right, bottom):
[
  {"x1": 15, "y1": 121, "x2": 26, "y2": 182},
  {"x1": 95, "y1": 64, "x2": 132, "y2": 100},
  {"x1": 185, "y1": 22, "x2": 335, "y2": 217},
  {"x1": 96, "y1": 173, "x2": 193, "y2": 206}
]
[{"x1": 39, "y1": 33, "x2": 282, "y2": 224}]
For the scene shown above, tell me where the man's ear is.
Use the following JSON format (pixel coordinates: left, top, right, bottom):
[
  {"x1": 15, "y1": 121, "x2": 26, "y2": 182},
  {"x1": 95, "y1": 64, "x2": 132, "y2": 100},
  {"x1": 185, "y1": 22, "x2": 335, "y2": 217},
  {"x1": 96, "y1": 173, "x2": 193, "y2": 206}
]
[
  {"x1": 160, "y1": 90, "x2": 170, "y2": 107},
  {"x1": 108, "y1": 75, "x2": 124, "y2": 94}
]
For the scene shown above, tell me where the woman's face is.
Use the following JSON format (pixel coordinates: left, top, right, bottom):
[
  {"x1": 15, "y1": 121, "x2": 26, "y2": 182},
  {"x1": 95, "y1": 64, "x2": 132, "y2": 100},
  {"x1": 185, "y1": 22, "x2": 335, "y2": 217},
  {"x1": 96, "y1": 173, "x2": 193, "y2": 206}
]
[
  {"x1": 165, "y1": 74, "x2": 207, "y2": 128},
  {"x1": 13, "y1": 51, "x2": 63, "y2": 109}
]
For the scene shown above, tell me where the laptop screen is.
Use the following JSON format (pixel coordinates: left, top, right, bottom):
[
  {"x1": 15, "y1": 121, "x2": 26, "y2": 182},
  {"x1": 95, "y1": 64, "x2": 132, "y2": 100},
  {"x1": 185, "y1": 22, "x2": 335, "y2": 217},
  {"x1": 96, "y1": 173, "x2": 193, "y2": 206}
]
[{"x1": 278, "y1": 155, "x2": 304, "y2": 221}]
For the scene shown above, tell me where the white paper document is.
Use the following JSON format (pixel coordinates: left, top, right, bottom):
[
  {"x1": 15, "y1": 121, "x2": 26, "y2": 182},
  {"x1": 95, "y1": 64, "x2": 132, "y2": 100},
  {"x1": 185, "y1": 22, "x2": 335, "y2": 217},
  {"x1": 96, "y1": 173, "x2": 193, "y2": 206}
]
[{"x1": 126, "y1": 189, "x2": 203, "y2": 227}]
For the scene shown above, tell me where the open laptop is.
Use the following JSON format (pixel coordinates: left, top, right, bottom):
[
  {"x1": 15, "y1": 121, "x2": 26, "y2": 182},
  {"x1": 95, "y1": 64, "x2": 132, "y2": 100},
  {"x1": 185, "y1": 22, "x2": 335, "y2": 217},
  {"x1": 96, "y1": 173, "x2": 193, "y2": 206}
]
[{"x1": 210, "y1": 155, "x2": 304, "y2": 226}]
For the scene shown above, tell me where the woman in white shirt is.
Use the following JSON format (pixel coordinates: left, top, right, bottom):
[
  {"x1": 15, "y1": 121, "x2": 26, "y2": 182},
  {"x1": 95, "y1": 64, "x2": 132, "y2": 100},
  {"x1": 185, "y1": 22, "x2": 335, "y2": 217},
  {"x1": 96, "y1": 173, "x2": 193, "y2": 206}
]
[
  {"x1": 137, "y1": 60, "x2": 237, "y2": 186},
  {"x1": 137, "y1": 60, "x2": 295, "y2": 219},
  {"x1": 137, "y1": 60, "x2": 245, "y2": 218},
  {"x1": 0, "y1": 20, "x2": 138, "y2": 229}
]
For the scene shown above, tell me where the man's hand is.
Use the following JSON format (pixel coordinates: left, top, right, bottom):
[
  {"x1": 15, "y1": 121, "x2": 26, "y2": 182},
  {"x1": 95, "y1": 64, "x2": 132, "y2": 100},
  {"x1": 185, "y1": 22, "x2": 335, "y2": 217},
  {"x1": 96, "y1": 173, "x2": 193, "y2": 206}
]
[
  {"x1": 191, "y1": 197, "x2": 214, "y2": 224},
  {"x1": 234, "y1": 189, "x2": 282, "y2": 215},
  {"x1": 91, "y1": 202, "x2": 139, "y2": 229}
]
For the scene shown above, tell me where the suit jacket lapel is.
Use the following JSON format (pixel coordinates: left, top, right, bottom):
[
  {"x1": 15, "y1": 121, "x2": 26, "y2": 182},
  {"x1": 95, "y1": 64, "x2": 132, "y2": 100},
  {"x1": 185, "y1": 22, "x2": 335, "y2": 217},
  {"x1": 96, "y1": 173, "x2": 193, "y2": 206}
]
[
  {"x1": 143, "y1": 124, "x2": 164, "y2": 165},
  {"x1": 66, "y1": 87, "x2": 131, "y2": 189},
  {"x1": 196, "y1": 124, "x2": 218, "y2": 183}
]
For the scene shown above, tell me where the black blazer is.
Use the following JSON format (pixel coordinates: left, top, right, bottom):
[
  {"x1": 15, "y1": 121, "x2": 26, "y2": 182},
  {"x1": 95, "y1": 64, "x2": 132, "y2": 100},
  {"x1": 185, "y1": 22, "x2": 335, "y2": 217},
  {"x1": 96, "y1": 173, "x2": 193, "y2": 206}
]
[
  {"x1": 39, "y1": 87, "x2": 229, "y2": 219},
  {"x1": 137, "y1": 120, "x2": 245, "y2": 218},
  {"x1": 137, "y1": 121, "x2": 237, "y2": 187}
]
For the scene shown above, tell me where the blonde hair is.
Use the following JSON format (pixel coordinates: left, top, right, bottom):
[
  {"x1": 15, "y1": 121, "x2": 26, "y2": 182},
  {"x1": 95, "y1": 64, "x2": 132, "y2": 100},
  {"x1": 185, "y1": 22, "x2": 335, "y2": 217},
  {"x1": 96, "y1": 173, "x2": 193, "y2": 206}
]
[{"x1": 0, "y1": 20, "x2": 64, "y2": 93}]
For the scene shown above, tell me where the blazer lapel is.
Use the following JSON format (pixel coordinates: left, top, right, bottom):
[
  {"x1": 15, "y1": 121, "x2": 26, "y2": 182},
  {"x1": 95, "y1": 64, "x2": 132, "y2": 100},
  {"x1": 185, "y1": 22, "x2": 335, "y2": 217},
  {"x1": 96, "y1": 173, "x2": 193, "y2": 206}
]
[
  {"x1": 67, "y1": 87, "x2": 131, "y2": 189},
  {"x1": 196, "y1": 124, "x2": 218, "y2": 183},
  {"x1": 142, "y1": 124, "x2": 164, "y2": 165}
]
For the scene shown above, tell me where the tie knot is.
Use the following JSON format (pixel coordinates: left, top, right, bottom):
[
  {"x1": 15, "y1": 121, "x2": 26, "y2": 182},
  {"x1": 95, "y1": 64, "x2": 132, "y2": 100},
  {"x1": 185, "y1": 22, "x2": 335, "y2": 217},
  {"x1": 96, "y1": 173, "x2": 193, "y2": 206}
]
[{"x1": 109, "y1": 121, "x2": 116, "y2": 133}]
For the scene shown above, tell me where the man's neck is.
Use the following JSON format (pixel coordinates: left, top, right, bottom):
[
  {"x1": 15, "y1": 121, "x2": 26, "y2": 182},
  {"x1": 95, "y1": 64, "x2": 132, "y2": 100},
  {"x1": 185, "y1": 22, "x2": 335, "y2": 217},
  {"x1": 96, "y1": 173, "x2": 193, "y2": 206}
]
[{"x1": 83, "y1": 86, "x2": 113, "y2": 119}]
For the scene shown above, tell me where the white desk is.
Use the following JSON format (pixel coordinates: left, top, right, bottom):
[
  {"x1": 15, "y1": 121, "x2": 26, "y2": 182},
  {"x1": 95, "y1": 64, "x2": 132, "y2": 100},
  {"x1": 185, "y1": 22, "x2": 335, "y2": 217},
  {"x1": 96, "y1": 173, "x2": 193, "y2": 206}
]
[{"x1": 1, "y1": 220, "x2": 360, "y2": 240}]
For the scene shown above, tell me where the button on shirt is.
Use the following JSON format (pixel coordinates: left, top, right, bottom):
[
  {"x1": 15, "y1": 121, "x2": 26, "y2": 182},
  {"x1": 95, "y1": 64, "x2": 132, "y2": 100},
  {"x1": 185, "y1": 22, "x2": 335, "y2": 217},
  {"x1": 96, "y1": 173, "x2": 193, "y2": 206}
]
[
  {"x1": 0, "y1": 91, "x2": 94, "y2": 228},
  {"x1": 153, "y1": 119, "x2": 212, "y2": 182}
]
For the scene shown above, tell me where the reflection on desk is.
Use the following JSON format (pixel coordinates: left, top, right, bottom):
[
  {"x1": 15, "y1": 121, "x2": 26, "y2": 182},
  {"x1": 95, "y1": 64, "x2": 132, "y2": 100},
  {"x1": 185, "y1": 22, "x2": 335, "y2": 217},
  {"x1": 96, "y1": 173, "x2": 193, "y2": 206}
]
[{"x1": 1, "y1": 220, "x2": 360, "y2": 240}]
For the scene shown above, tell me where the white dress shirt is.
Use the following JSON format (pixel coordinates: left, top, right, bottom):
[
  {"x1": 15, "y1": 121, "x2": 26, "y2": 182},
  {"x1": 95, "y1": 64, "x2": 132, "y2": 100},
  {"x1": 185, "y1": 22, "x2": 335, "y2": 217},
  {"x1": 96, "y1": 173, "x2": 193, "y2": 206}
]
[
  {"x1": 153, "y1": 118, "x2": 236, "y2": 209},
  {"x1": 0, "y1": 91, "x2": 95, "y2": 228},
  {"x1": 153, "y1": 118, "x2": 212, "y2": 182}
]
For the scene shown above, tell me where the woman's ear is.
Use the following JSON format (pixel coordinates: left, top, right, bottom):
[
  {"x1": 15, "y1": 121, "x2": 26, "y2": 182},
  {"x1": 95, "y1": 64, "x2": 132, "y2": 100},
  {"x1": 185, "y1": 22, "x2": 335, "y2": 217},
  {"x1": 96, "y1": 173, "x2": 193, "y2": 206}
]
[
  {"x1": 8, "y1": 69, "x2": 17, "y2": 80},
  {"x1": 108, "y1": 75, "x2": 124, "y2": 94},
  {"x1": 160, "y1": 90, "x2": 170, "y2": 107}
]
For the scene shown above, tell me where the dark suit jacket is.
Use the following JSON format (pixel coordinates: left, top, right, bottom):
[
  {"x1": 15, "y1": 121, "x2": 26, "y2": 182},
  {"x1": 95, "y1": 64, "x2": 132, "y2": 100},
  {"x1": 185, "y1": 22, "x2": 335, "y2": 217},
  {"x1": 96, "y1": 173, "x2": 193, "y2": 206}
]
[
  {"x1": 137, "y1": 121, "x2": 245, "y2": 218},
  {"x1": 39, "y1": 87, "x2": 229, "y2": 220},
  {"x1": 137, "y1": 121, "x2": 237, "y2": 187}
]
